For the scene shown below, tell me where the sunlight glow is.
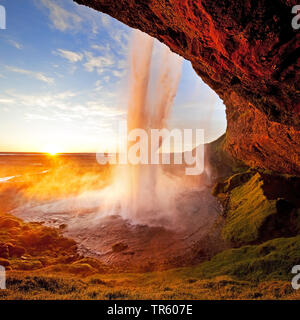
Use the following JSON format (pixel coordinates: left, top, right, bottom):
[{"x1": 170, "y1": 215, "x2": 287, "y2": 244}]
[{"x1": 43, "y1": 145, "x2": 61, "y2": 156}]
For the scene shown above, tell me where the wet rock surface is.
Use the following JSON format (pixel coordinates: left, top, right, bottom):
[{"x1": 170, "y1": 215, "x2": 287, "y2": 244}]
[{"x1": 13, "y1": 187, "x2": 226, "y2": 271}]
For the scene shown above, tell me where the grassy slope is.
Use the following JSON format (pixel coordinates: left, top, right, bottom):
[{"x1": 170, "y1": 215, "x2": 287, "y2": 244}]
[
  {"x1": 184, "y1": 235, "x2": 300, "y2": 281},
  {"x1": 1, "y1": 267, "x2": 299, "y2": 300},
  {"x1": 2, "y1": 245, "x2": 300, "y2": 300}
]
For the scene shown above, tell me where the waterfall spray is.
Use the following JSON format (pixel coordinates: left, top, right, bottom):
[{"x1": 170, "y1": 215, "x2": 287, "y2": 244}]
[{"x1": 118, "y1": 30, "x2": 182, "y2": 222}]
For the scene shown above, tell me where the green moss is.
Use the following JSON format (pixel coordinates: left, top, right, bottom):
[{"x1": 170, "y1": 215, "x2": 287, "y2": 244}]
[
  {"x1": 222, "y1": 173, "x2": 277, "y2": 244},
  {"x1": 217, "y1": 171, "x2": 300, "y2": 245},
  {"x1": 212, "y1": 170, "x2": 254, "y2": 196},
  {"x1": 186, "y1": 235, "x2": 300, "y2": 281}
]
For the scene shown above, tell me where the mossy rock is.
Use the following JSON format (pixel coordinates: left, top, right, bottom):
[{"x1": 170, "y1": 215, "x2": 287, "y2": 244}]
[
  {"x1": 67, "y1": 263, "x2": 96, "y2": 275},
  {"x1": 43, "y1": 263, "x2": 96, "y2": 276},
  {"x1": 73, "y1": 258, "x2": 108, "y2": 272},
  {"x1": 0, "y1": 217, "x2": 21, "y2": 229},
  {"x1": 221, "y1": 173, "x2": 300, "y2": 245},
  {"x1": 0, "y1": 258, "x2": 10, "y2": 267},
  {"x1": 192, "y1": 235, "x2": 300, "y2": 281},
  {"x1": 7, "y1": 243, "x2": 26, "y2": 258},
  {"x1": 12, "y1": 259, "x2": 43, "y2": 270},
  {"x1": 0, "y1": 243, "x2": 9, "y2": 259},
  {"x1": 212, "y1": 170, "x2": 254, "y2": 196}
]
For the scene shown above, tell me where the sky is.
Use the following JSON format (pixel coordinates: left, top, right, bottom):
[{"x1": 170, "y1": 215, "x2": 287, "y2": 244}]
[{"x1": 0, "y1": 0, "x2": 226, "y2": 153}]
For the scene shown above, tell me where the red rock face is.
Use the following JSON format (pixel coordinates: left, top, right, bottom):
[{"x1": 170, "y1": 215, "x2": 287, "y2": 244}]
[
  {"x1": 74, "y1": 0, "x2": 300, "y2": 174},
  {"x1": 225, "y1": 93, "x2": 300, "y2": 174}
]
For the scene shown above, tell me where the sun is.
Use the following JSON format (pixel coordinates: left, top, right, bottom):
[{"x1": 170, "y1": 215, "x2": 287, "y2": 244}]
[{"x1": 43, "y1": 145, "x2": 61, "y2": 156}]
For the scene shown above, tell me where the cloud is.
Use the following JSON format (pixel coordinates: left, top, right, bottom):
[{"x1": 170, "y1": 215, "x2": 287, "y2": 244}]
[
  {"x1": 0, "y1": 98, "x2": 15, "y2": 104},
  {"x1": 36, "y1": 0, "x2": 117, "y2": 37},
  {"x1": 53, "y1": 46, "x2": 120, "y2": 76},
  {"x1": 109, "y1": 29, "x2": 129, "y2": 52},
  {"x1": 6, "y1": 66, "x2": 54, "y2": 85},
  {"x1": 25, "y1": 113, "x2": 53, "y2": 121},
  {"x1": 1, "y1": 90, "x2": 125, "y2": 121},
  {"x1": 39, "y1": 0, "x2": 82, "y2": 32},
  {"x1": 83, "y1": 51, "x2": 114, "y2": 74},
  {"x1": 94, "y1": 80, "x2": 103, "y2": 92},
  {"x1": 1, "y1": 90, "x2": 77, "y2": 109},
  {"x1": 54, "y1": 91, "x2": 78, "y2": 100},
  {"x1": 100, "y1": 14, "x2": 111, "y2": 28},
  {"x1": 53, "y1": 49, "x2": 83, "y2": 63},
  {"x1": 8, "y1": 39, "x2": 23, "y2": 50},
  {"x1": 91, "y1": 43, "x2": 111, "y2": 53},
  {"x1": 112, "y1": 70, "x2": 126, "y2": 78},
  {"x1": 1, "y1": 92, "x2": 66, "y2": 110},
  {"x1": 85, "y1": 101, "x2": 125, "y2": 118}
]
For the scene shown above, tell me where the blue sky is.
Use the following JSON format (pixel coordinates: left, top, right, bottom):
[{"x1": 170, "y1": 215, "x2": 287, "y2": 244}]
[{"x1": 0, "y1": 0, "x2": 226, "y2": 153}]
